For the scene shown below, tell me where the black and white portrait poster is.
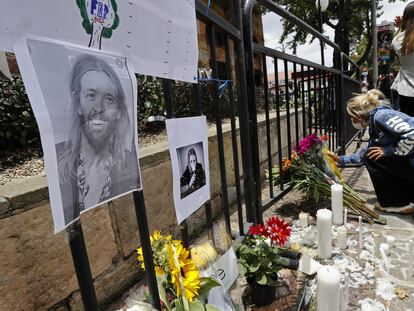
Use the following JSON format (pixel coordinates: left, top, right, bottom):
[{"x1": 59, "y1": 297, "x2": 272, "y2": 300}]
[
  {"x1": 166, "y1": 116, "x2": 210, "y2": 224},
  {"x1": 14, "y1": 36, "x2": 141, "y2": 233}
]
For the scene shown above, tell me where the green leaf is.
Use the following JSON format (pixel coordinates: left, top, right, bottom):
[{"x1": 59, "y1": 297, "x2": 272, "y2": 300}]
[
  {"x1": 197, "y1": 277, "x2": 221, "y2": 297},
  {"x1": 188, "y1": 299, "x2": 206, "y2": 311},
  {"x1": 249, "y1": 261, "x2": 261, "y2": 273},
  {"x1": 256, "y1": 273, "x2": 267, "y2": 285},
  {"x1": 238, "y1": 264, "x2": 247, "y2": 276},
  {"x1": 205, "y1": 304, "x2": 221, "y2": 311},
  {"x1": 156, "y1": 275, "x2": 171, "y2": 310}
]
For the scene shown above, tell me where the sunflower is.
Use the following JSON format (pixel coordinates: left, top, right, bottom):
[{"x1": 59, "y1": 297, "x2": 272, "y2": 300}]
[
  {"x1": 166, "y1": 241, "x2": 200, "y2": 301},
  {"x1": 181, "y1": 259, "x2": 200, "y2": 301},
  {"x1": 136, "y1": 246, "x2": 165, "y2": 275}
]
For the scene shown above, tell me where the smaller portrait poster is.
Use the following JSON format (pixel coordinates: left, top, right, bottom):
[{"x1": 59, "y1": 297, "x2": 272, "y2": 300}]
[
  {"x1": 14, "y1": 36, "x2": 141, "y2": 233},
  {"x1": 166, "y1": 116, "x2": 210, "y2": 224}
]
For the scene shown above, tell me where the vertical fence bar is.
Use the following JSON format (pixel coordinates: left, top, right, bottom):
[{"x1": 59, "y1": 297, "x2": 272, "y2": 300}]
[
  {"x1": 68, "y1": 222, "x2": 99, "y2": 311},
  {"x1": 164, "y1": 78, "x2": 190, "y2": 247},
  {"x1": 293, "y1": 62, "x2": 299, "y2": 147},
  {"x1": 284, "y1": 60, "x2": 292, "y2": 157},
  {"x1": 300, "y1": 64, "x2": 306, "y2": 138},
  {"x1": 192, "y1": 73, "x2": 215, "y2": 244},
  {"x1": 313, "y1": 67, "x2": 318, "y2": 134},
  {"x1": 208, "y1": 24, "x2": 231, "y2": 233},
  {"x1": 133, "y1": 190, "x2": 161, "y2": 310},
  {"x1": 233, "y1": 0, "x2": 258, "y2": 225},
  {"x1": 329, "y1": 73, "x2": 334, "y2": 150},
  {"x1": 307, "y1": 66, "x2": 312, "y2": 134},
  {"x1": 225, "y1": 34, "x2": 244, "y2": 236},
  {"x1": 243, "y1": 8, "x2": 263, "y2": 225},
  {"x1": 322, "y1": 70, "x2": 327, "y2": 136},
  {"x1": 274, "y1": 58, "x2": 284, "y2": 190},
  {"x1": 262, "y1": 54, "x2": 274, "y2": 199},
  {"x1": 318, "y1": 69, "x2": 323, "y2": 135}
]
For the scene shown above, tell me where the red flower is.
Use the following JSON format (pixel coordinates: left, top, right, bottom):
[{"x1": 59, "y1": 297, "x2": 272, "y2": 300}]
[
  {"x1": 248, "y1": 224, "x2": 269, "y2": 237},
  {"x1": 266, "y1": 217, "x2": 292, "y2": 246},
  {"x1": 320, "y1": 134, "x2": 329, "y2": 141}
]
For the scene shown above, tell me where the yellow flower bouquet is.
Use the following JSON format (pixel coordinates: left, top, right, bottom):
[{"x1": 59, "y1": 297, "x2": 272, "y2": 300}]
[{"x1": 137, "y1": 231, "x2": 221, "y2": 311}]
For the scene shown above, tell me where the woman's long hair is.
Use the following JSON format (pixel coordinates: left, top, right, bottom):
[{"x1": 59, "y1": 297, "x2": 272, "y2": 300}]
[
  {"x1": 58, "y1": 54, "x2": 130, "y2": 183},
  {"x1": 346, "y1": 89, "x2": 385, "y2": 120},
  {"x1": 401, "y1": 1, "x2": 414, "y2": 55}
]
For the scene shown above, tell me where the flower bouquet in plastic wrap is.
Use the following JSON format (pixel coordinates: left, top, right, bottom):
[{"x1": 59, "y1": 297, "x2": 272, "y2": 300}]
[
  {"x1": 270, "y1": 134, "x2": 386, "y2": 224},
  {"x1": 137, "y1": 231, "x2": 222, "y2": 311}
]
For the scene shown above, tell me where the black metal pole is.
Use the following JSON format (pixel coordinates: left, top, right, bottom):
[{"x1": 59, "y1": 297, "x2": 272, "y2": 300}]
[
  {"x1": 233, "y1": 0, "x2": 258, "y2": 225},
  {"x1": 207, "y1": 23, "x2": 231, "y2": 233},
  {"x1": 317, "y1": 0, "x2": 325, "y2": 66},
  {"x1": 133, "y1": 190, "x2": 161, "y2": 310},
  {"x1": 225, "y1": 34, "x2": 244, "y2": 236},
  {"x1": 68, "y1": 221, "x2": 99, "y2": 311},
  {"x1": 262, "y1": 54, "x2": 274, "y2": 199}
]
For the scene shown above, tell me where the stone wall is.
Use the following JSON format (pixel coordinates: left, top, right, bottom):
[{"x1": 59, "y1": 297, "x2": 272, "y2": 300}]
[{"x1": 0, "y1": 111, "x2": 304, "y2": 311}]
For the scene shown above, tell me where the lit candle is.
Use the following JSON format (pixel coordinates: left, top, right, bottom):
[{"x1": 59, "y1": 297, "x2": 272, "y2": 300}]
[
  {"x1": 344, "y1": 208, "x2": 348, "y2": 227},
  {"x1": 317, "y1": 209, "x2": 332, "y2": 259},
  {"x1": 331, "y1": 184, "x2": 343, "y2": 225},
  {"x1": 386, "y1": 236, "x2": 395, "y2": 248},
  {"x1": 358, "y1": 216, "x2": 363, "y2": 250},
  {"x1": 317, "y1": 265, "x2": 340, "y2": 311},
  {"x1": 337, "y1": 226, "x2": 347, "y2": 250},
  {"x1": 299, "y1": 212, "x2": 309, "y2": 227},
  {"x1": 409, "y1": 240, "x2": 413, "y2": 278}
]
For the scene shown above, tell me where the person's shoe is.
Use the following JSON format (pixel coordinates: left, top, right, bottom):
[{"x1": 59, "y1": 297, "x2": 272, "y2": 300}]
[{"x1": 374, "y1": 203, "x2": 414, "y2": 214}]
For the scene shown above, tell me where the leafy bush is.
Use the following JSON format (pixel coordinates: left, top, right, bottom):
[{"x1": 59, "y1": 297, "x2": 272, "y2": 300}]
[{"x1": 0, "y1": 78, "x2": 39, "y2": 149}]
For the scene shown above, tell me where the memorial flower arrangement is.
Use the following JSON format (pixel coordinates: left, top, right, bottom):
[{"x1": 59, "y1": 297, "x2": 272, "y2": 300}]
[
  {"x1": 137, "y1": 231, "x2": 221, "y2": 311},
  {"x1": 269, "y1": 134, "x2": 386, "y2": 224},
  {"x1": 237, "y1": 217, "x2": 291, "y2": 286}
]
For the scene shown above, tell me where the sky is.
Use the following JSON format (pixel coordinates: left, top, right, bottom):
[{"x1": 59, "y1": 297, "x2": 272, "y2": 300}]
[{"x1": 262, "y1": 0, "x2": 406, "y2": 73}]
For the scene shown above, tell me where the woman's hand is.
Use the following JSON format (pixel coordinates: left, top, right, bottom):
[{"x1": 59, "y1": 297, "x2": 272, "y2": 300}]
[
  {"x1": 326, "y1": 150, "x2": 339, "y2": 162},
  {"x1": 394, "y1": 16, "x2": 402, "y2": 28},
  {"x1": 367, "y1": 147, "x2": 384, "y2": 161}
]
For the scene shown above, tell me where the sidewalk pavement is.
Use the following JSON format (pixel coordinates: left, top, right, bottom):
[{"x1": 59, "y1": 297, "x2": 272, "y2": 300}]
[
  {"x1": 111, "y1": 138, "x2": 414, "y2": 310},
  {"x1": 258, "y1": 139, "x2": 414, "y2": 310}
]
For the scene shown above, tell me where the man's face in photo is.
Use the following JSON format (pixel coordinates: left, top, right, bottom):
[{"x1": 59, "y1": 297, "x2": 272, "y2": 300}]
[
  {"x1": 78, "y1": 70, "x2": 120, "y2": 150},
  {"x1": 189, "y1": 154, "x2": 196, "y2": 172}
]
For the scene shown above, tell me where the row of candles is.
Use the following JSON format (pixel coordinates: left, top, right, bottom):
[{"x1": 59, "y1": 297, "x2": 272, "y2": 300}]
[{"x1": 297, "y1": 183, "x2": 414, "y2": 311}]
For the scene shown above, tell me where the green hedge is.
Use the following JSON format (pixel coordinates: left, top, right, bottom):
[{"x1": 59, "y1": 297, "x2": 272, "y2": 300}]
[{"x1": 0, "y1": 78, "x2": 39, "y2": 149}]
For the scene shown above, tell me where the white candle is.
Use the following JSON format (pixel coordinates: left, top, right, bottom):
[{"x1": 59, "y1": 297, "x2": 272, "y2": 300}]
[
  {"x1": 343, "y1": 208, "x2": 348, "y2": 226},
  {"x1": 337, "y1": 226, "x2": 347, "y2": 250},
  {"x1": 380, "y1": 243, "x2": 390, "y2": 256},
  {"x1": 409, "y1": 240, "x2": 413, "y2": 278},
  {"x1": 358, "y1": 216, "x2": 363, "y2": 250},
  {"x1": 299, "y1": 212, "x2": 309, "y2": 227},
  {"x1": 386, "y1": 236, "x2": 395, "y2": 248},
  {"x1": 301, "y1": 253, "x2": 312, "y2": 274},
  {"x1": 317, "y1": 209, "x2": 332, "y2": 259},
  {"x1": 317, "y1": 265, "x2": 340, "y2": 311},
  {"x1": 331, "y1": 184, "x2": 343, "y2": 225}
]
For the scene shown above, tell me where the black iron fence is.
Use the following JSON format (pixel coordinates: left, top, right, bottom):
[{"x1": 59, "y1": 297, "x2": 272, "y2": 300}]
[
  {"x1": 243, "y1": 0, "x2": 361, "y2": 223},
  {"x1": 51, "y1": 0, "x2": 364, "y2": 309}
]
